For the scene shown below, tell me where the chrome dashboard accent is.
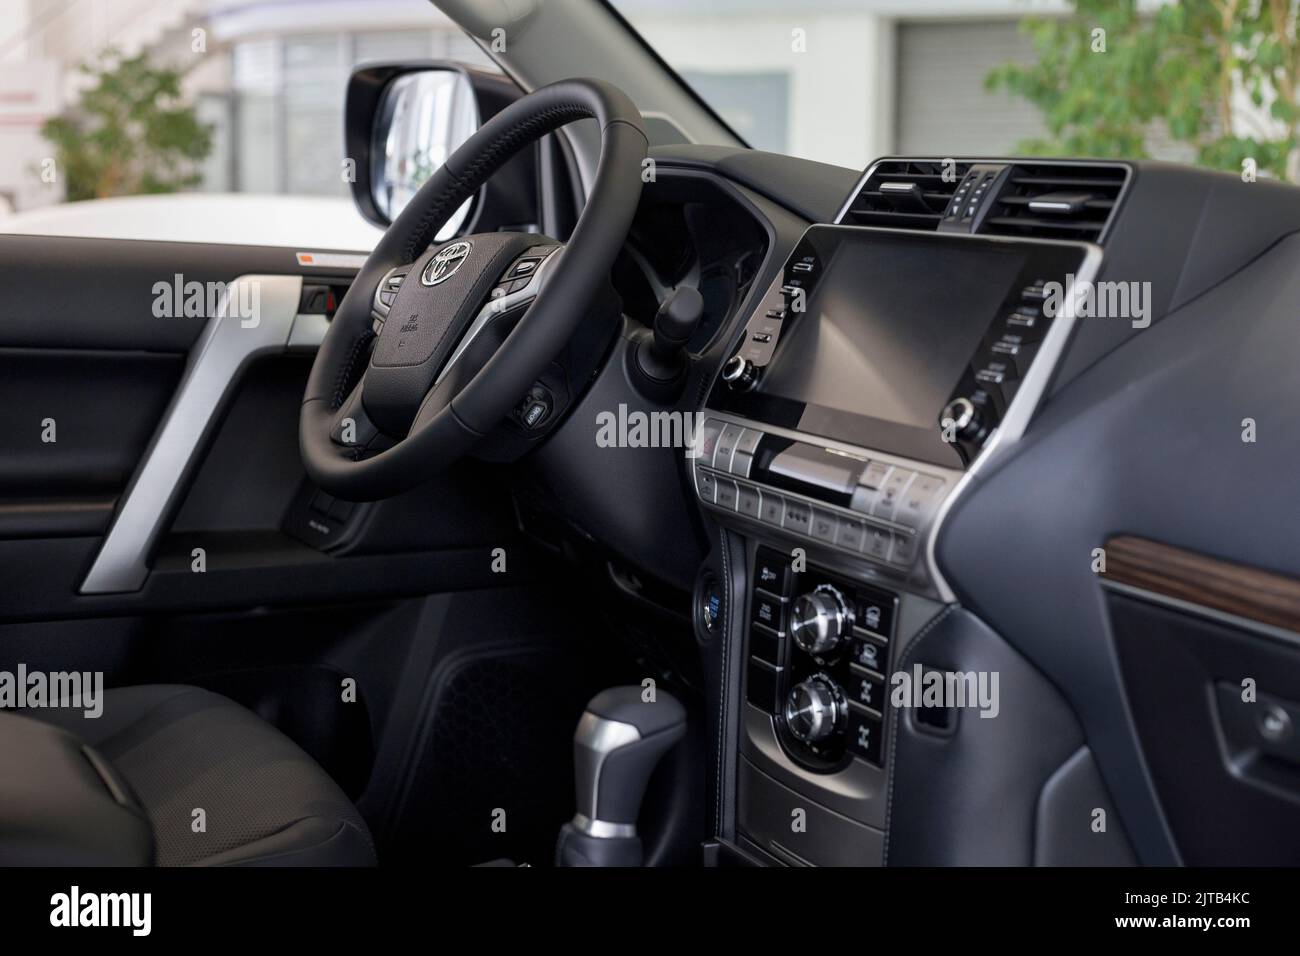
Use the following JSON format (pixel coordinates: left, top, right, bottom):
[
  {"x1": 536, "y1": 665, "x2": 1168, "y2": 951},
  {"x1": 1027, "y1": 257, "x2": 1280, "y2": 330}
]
[{"x1": 432, "y1": 246, "x2": 563, "y2": 387}]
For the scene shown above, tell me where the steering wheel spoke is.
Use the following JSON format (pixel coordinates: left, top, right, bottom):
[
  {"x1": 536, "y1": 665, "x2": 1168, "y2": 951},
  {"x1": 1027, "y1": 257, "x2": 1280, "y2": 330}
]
[
  {"x1": 329, "y1": 382, "x2": 383, "y2": 456},
  {"x1": 299, "y1": 77, "x2": 647, "y2": 500}
]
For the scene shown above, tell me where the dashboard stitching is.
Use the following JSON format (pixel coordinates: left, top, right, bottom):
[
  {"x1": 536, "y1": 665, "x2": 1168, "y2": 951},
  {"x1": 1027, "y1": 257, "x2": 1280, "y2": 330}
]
[
  {"x1": 881, "y1": 603, "x2": 955, "y2": 866},
  {"x1": 715, "y1": 526, "x2": 732, "y2": 837}
]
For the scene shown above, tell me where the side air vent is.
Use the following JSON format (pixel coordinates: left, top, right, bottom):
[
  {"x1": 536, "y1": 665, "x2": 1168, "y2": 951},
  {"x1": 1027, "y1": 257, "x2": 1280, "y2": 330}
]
[
  {"x1": 839, "y1": 159, "x2": 971, "y2": 230},
  {"x1": 982, "y1": 163, "x2": 1128, "y2": 241}
]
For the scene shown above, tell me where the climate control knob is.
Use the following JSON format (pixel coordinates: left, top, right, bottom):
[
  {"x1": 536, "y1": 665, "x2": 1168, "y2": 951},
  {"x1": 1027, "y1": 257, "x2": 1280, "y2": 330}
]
[
  {"x1": 789, "y1": 585, "x2": 849, "y2": 657},
  {"x1": 784, "y1": 675, "x2": 844, "y2": 744}
]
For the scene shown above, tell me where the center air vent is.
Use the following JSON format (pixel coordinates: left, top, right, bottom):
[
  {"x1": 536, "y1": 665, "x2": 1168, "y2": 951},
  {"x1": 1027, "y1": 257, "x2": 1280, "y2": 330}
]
[
  {"x1": 982, "y1": 163, "x2": 1128, "y2": 241},
  {"x1": 839, "y1": 160, "x2": 970, "y2": 231}
]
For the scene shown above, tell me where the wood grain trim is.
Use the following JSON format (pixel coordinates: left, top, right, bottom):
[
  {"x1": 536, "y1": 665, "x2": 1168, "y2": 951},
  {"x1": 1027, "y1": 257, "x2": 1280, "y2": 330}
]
[{"x1": 1103, "y1": 535, "x2": 1300, "y2": 634}]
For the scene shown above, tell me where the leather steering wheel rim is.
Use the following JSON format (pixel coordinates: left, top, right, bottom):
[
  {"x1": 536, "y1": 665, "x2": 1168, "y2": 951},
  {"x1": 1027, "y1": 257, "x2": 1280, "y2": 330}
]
[{"x1": 300, "y1": 77, "x2": 647, "y2": 500}]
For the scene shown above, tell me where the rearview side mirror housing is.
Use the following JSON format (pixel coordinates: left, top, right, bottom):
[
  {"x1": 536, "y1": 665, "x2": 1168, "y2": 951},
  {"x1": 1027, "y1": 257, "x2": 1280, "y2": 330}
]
[{"x1": 344, "y1": 61, "x2": 537, "y2": 233}]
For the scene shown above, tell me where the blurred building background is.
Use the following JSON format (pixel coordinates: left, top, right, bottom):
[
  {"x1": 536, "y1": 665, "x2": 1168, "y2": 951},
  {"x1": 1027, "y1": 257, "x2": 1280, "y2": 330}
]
[
  {"x1": 0, "y1": 0, "x2": 491, "y2": 213},
  {"x1": 0, "y1": 0, "x2": 1189, "y2": 214}
]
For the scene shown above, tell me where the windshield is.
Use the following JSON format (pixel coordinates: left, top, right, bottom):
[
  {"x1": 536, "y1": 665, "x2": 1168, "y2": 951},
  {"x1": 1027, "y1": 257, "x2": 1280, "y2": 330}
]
[{"x1": 609, "y1": 0, "x2": 1259, "y2": 179}]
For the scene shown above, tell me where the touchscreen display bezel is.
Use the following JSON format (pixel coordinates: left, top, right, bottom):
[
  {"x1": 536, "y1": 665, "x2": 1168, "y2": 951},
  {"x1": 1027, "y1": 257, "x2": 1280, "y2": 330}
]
[{"x1": 708, "y1": 226, "x2": 1093, "y2": 470}]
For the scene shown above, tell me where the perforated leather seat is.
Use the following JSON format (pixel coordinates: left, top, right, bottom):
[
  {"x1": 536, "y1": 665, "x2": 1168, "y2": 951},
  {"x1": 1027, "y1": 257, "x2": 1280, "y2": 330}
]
[{"x1": 24, "y1": 684, "x2": 375, "y2": 866}]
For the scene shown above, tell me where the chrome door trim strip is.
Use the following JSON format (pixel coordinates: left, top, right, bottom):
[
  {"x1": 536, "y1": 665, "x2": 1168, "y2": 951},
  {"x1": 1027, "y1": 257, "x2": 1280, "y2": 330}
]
[{"x1": 80, "y1": 274, "x2": 306, "y2": 594}]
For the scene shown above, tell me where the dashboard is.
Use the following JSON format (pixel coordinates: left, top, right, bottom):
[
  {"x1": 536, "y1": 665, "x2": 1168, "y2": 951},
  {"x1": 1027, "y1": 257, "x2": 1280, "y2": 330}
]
[{"x1": 553, "y1": 149, "x2": 1300, "y2": 867}]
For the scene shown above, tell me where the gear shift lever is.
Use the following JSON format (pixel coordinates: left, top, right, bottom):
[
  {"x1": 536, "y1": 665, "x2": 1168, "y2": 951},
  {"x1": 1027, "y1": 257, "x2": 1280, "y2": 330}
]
[{"x1": 556, "y1": 686, "x2": 686, "y2": 866}]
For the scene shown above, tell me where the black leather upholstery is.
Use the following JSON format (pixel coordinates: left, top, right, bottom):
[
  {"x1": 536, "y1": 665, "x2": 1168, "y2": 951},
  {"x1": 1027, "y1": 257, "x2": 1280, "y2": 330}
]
[
  {"x1": 23, "y1": 685, "x2": 375, "y2": 867},
  {"x1": 0, "y1": 711, "x2": 154, "y2": 865}
]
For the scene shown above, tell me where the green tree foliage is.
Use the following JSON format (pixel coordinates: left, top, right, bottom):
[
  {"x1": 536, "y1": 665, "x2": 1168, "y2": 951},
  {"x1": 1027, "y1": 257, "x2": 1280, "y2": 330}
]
[
  {"x1": 987, "y1": 0, "x2": 1299, "y2": 180},
  {"x1": 40, "y1": 50, "x2": 213, "y2": 201}
]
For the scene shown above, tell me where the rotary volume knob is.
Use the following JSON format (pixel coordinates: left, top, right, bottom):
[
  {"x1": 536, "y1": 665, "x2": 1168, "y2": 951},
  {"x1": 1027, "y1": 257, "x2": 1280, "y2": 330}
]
[
  {"x1": 784, "y1": 675, "x2": 844, "y2": 744},
  {"x1": 789, "y1": 585, "x2": 849, "y2": 657}
]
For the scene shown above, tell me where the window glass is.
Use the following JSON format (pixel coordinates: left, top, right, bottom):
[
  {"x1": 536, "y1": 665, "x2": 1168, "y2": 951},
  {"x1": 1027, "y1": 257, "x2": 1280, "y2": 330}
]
[{"x1": 0, "y1": 0, "x2": 498, "y2": 248}]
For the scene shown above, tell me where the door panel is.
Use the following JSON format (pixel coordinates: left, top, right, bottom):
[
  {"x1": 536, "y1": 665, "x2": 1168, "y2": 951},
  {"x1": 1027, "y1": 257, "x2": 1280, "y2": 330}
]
[{"x1": 0, "y1": 233, "x2": 527, "y2": 623}]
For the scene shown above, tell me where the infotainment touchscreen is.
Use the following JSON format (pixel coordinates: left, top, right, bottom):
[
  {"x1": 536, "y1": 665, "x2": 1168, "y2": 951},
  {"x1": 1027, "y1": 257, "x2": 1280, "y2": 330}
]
[
  {"x1": 709, "y1": 226, "x2": 1093, "y2": 469},
  {"x1": 761, "y1": 240, "x2": 1025, "y2": 429}
]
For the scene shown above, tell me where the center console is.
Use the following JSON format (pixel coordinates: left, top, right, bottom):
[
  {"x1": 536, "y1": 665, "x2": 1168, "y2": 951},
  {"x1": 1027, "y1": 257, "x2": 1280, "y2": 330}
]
[{"x1": 694, "y1": 223, "x2": 1100, "y2": 866}]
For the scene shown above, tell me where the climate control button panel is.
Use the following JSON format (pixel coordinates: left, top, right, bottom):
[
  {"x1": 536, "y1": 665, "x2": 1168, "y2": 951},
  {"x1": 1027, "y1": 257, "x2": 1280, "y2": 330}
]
[{"x1": 744, "y1": 545, "x2": 897, "y2": 771}]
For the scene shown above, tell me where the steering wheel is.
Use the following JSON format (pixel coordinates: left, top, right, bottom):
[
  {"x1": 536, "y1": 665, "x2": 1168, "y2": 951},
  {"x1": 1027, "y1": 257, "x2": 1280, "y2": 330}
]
[{"x1": 300, "y1": 78, "x2": 647, "y2": 500}]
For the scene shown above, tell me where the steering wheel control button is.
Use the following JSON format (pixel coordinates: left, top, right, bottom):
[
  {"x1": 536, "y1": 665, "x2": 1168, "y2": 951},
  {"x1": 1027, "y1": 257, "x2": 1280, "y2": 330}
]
[{"x1": 507, "y1": 257, "x2": 541, "y2": 279}]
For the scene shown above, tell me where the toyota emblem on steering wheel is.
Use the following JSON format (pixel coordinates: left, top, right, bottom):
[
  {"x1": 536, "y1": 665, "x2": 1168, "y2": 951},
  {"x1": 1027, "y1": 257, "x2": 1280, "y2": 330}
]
[{"x1": 421, "y1": 240, "x2": 472, "y2": 286}]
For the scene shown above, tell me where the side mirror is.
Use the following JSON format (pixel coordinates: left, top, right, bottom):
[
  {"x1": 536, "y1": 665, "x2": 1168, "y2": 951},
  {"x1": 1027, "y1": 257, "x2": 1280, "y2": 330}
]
[
  {"x1": 346, "y1": 64, "x2": 482, "y2": 231},
  {"x1": 346, "y1": 61, "x2": 551, "y2": 240},
  {"x1": 371, "y1": 70, "x2": 478, "y2": 227}
]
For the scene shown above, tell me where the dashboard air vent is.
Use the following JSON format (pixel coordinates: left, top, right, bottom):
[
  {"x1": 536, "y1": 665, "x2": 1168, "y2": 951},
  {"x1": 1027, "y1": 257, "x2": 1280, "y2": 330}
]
[
  {"x1": 840, "y1": 160, "x2": 971, "y2": 230},
  {"x1": 982, "y1": 163, "x2": 1128, "y2": 242}
]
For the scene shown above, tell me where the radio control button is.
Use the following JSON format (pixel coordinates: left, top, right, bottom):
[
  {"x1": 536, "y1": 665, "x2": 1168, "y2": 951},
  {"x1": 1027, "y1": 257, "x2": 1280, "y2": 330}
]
[
  {"x1": 783, "y1": 499, "x2": 813, "y2": 535},
  {"x1": 810, "y1": 508, "x2": 838, "y2": 544},
  {"x1": 731, "y1": 451, "x2": 754, "y2": 478},
  {"x1": 696, "y1": 469, "x2": 717, "y2": 504},
  {"x1": 736, "y1": 481, "x2": 762, "y2": 518},
  {"x1": 715, "y1": 478, "x2": 739, "y2": 511},
  {"x1": 759, "y1": 492, "x2": 786, "y2": 527},
  {"x1": 754, "y1": 547, "x2": 791, "y2": 594}
]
